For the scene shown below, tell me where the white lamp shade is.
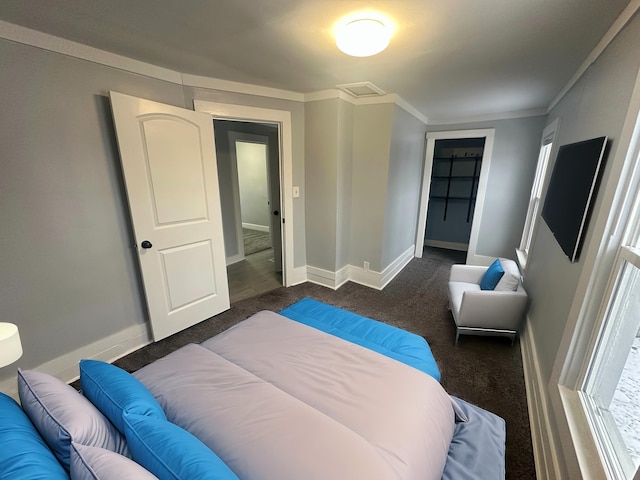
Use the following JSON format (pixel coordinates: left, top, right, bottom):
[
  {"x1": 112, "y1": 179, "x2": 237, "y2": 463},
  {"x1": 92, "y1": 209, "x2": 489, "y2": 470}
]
[{"x1": 0, "y1": 323, "x2": 23, "y2": 367}]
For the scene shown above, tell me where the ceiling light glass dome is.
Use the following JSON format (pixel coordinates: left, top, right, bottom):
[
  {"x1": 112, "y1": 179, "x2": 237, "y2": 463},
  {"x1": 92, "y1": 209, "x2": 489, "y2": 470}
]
[{"x1": 336, "y1": 15, "x2": 393, "y2": 57}]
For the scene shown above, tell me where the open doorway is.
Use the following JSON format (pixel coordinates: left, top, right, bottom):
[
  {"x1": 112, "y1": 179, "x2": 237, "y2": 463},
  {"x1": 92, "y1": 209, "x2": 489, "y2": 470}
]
[
  {"x1": 213, "y1": 120, "x2": 283, "y2": 303},
  {"x1": 424, "y1": 138, "x2": 485, "y2": 251},
  {"x1": 415, "y1": 129, "x2": 495, "y2": 264}
]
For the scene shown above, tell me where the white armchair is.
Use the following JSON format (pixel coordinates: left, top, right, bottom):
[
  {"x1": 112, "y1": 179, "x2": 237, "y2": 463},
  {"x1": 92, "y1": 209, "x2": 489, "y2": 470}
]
[{"x1": 447, "y1": 258, "x2": 528, "y2": 344}]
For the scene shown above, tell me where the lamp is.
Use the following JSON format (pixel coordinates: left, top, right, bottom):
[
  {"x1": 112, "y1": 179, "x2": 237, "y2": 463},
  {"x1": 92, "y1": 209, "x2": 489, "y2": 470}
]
[
  {"x1": 335, "y1": 14, "x2": 393, "y2": 57},
  {"x1": 0, "y1": 323, "x2": 23, "y2": 368}
]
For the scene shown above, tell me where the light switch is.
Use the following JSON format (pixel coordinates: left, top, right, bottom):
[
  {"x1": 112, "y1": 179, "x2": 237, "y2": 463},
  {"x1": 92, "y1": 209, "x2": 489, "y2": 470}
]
[{"x1": 293, "y1": 186, "x2": 300, "y2": 198}]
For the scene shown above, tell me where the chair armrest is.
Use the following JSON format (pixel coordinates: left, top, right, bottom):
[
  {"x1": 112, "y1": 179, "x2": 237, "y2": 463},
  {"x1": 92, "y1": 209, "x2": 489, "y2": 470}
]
[
  {"x1": 449, "y1": 264, "x2": 487, "y2": 284},
  {"x1": 458, "y1": 289, "x2": 528, "y2": 331}
]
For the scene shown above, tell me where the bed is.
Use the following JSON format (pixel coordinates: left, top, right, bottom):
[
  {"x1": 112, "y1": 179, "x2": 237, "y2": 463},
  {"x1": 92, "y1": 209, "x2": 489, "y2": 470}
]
[
  {"x1": 134, "y1": 298, "x2": 506, "y2": 480},
  {"x1": 2, "y1": 298, "x2": 505, "y2": 480}
]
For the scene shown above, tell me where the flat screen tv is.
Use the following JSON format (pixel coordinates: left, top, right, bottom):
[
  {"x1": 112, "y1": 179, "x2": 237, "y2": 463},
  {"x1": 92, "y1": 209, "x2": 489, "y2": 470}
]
[{"x1": 541, "y1": 136, "x2": 608, "y2": 263}]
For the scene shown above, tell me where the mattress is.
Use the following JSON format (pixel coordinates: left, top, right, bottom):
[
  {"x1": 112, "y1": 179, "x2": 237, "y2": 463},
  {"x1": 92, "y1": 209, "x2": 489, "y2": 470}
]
[
  {"x1": 279, "y1": 297, "x2": 441, "y2": 381},
  {"x1": 134, "y1": 310, "x2": 459, "y2": 480}
]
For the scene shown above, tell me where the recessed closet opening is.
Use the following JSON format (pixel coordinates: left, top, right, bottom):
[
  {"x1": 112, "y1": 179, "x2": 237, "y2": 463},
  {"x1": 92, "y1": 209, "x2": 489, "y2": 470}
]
[{"x1": 425, "y1": 137, "x2": 486, "y2": 252}]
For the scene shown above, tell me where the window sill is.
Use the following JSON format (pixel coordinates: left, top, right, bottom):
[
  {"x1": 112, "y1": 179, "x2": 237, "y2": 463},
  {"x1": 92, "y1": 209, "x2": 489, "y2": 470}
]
[{"x1": 558, "y1": 385, "x2": 608, "y2": 479}]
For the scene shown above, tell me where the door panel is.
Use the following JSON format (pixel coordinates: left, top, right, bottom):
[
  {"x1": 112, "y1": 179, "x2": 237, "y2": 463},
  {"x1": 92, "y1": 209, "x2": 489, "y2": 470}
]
[
  {"x1": 110, "y1": 91, "x2": 229, "y2": 341},
  {"x1": 142, "y1": 117, "x2": 208, "y2": 224}
]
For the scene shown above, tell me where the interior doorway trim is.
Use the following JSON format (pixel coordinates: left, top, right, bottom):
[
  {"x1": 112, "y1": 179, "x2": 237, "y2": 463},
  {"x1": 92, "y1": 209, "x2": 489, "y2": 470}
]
[
  {"x1": 415, "y1": 128, "x2": 495, "y2": 265},
  {"x1": 193, "y1": 100, "x2": 295, "y2": 286}
]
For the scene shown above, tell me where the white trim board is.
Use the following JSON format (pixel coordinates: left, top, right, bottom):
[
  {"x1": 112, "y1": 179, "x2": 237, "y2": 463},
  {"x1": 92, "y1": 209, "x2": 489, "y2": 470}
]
[
  {"x1": 193, "y1": 100, "x2": 295, "y2": 288},
  {"x1": 521, "y1": 318, "x2": 563, "y2": 480},
  {"x1": 242, "y1": 222, "x2": 270, "y2": 233},
  {"x1": 414, "y1": 129, "x2": 495, "y2": 266},
  {"x1": 0, "y1": 323, "x2": 151, "y2": 401},
  {"x1": 0, "y1": 21, "x2": 182, "y2": 84},
  {"x1": 306, "y1": 245, "x2": 415, "y2": 291}
]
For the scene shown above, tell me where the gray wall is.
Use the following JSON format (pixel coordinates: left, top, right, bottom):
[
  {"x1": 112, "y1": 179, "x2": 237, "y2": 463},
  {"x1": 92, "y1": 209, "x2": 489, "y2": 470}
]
[
  {"x1": 526, "y1": 12, "x2": 640, "y2": 382},
  {"x1": 0, "y1": 38, "x2": 308, "y2": 384},
  {"x1": 0, "y1": 39, "x2": 187, "y2": 381},
  {"x1": 426, "y1": 116, "x2": 546, "y2": 259},
  {"x1": 237, "y1": 142, "x2": 270, "y2": 229},
  {"x1": 349, "y1": 104, "x2": 394, "y2": 272},
  {"x1": 304, "y1": 99, "x2": 339, "y2": 271},
  {"x1": 336, "y1": 100, "x2": 354, "y2": 271},
  {"x1": 381, "y1": 105, "x2": 426, "y2": 269}
]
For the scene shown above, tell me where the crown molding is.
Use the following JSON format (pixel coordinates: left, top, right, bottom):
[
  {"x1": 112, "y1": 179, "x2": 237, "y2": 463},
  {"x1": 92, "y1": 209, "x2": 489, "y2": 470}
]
[
  {"x1": 304, "y1": 90, "x2": 429, "y2": 124},
  {"x1": 182, "y1": 73, "x2": 305, "y2": 102},
  {"x1": 547, "y1": 0, "x2": 640, "y2": 112},
  {"x1": 427, "y1": 107, "x2": 547, "y2": 126},
  {"x1": 0, "y1": 20, "x2": 182, "y2": 83}
]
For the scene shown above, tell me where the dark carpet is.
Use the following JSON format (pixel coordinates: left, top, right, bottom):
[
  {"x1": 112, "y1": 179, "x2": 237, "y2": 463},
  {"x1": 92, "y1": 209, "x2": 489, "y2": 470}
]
[
  {"x1": 243, "y1": 228, "x2": 271, "y2": 255},
  {"x1": 112, "y1": 246, "x2": 536, "y2": 479}
]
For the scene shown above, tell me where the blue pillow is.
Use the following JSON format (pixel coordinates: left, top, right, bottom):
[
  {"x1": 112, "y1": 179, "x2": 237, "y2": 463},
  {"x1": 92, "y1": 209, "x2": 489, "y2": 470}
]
[
  {"x1": 0, "y1": 392, "x2": 68, "y2": 479},
  {"x1": 480, "y1": 259, "x2": 504, "y2": 290},
  {"x1": 80, "y1": 360, "x2": 166, "y2": 434},
  {"x1": 123, "y1": 413, "x2": 239, "y2": 480}
]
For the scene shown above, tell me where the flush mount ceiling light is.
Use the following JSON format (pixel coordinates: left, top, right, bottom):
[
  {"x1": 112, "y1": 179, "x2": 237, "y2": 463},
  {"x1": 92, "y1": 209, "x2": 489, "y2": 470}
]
[{"x1": 335, "y1": 13, "x2": 393, "y2": 57}]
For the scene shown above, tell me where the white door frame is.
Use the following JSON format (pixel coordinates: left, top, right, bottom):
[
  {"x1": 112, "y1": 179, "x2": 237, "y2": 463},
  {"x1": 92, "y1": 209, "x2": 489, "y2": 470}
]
[
  {"x1": 193, "y1": 100, "x2": 295, "y2": 286},
  {"x1": 414, "y1": 129, "x2": 495, "y2": 265}
]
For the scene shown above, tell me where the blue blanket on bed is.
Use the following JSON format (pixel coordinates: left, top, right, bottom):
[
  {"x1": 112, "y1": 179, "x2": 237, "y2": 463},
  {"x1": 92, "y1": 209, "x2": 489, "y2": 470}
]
[{"x1": 279, "y1": 298, "x2": 441, "y2": 382}]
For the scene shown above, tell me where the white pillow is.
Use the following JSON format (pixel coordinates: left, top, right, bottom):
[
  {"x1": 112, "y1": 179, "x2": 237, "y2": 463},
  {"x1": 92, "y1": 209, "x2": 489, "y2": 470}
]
[
  {"x1": 18, "y1": 369, "x2": 129, "y2": 471},
  {"x1": 70, "y1": 443, "x2": 158, "y2": 480},
  {"x1": 495, "y1": 258, "x2": 521, "y2": 291}
]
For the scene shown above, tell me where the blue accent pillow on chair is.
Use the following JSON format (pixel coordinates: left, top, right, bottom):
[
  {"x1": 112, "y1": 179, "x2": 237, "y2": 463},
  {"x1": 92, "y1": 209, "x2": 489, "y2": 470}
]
[{"x1": 480, "y1": 259, "x2": 505, "y2": 290}]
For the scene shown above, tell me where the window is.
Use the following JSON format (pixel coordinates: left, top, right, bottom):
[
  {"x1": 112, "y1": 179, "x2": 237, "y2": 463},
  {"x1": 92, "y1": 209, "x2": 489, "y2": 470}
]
[
  {"x1": 582, "y1": 244, "x2": 640, "y2": 479},
  {"x1": 517, "y1": 119, "x2": 558, "y2": 269}
]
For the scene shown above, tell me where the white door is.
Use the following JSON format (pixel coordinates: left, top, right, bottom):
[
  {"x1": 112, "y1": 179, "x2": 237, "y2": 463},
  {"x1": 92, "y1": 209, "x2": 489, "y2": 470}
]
[
  {"x1": 110, "y1": 91, "x2": 229, "y2": 341},
  {"x1": 266, "y1": 131, "x2": 283, "y2": 272}
]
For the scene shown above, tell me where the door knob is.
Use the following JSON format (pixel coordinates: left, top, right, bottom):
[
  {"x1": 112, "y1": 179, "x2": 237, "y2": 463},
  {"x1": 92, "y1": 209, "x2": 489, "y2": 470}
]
[
  {"x1": 273, "y1": 210, "x2": 279, "y2": 216},
  {"x1": 141, "y1": 240, "x2": 153, "y2": 249}
]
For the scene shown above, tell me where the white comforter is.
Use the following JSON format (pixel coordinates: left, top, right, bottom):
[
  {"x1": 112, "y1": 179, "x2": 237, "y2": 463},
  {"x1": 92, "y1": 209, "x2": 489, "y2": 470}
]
[{"x1": 134, "y1": 311, "x2": 457, "y2": 480}]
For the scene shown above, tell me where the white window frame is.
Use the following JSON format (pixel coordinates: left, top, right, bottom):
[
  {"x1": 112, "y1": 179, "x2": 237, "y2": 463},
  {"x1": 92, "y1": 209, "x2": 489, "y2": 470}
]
[
  {"x1": 516, "y1": 119, "x2": 559, "y2": 270},
  {"x1": 581, "y1": 245, "x2": 640, "y2": 479},
  {"x1": 551, "y1": 66, "x2": 640, "y2": 480}
]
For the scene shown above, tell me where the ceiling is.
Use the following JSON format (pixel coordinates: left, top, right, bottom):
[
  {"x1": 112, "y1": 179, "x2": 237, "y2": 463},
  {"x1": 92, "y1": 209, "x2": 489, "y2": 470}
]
[{"x1": 0, "y1": 0, "x2": 632, "y2": 122}]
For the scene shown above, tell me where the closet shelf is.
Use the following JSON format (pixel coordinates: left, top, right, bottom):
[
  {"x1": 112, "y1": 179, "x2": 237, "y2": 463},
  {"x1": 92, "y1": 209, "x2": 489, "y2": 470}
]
[{"x1": 429, "y1": 154, "x2": 482, "y2": 223}]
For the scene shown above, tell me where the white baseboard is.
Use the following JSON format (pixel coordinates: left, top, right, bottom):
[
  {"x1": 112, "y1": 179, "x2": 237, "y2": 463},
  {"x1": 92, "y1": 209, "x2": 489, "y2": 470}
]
[
  {"x1": 306, "y1": 265, "x2": 341, "y2": 289},
  {"x1": 0, "y1": 322, "x2": 151, "y2": 401},
  {"x1": 226, "y1": 253, "x2": 245, "y2": 266},
  {"x1": 380, "y1": 246, "x2": 415, "y2": 289},
  {"x1": 287, "y1": 266, "x2": 308, "y2": 286},
  {"x1": 306, "y1": 246, "x2": 415, "y2": 291},
  {"x1": 242, "y1": 222, "x2": 270, "y2": 233},
  {"x1": 521, "y1": 317, "x2": 562, "y2": 480},
  {"x1": 348, "y1": 266, "x2": 382, "y2": 290},
  {"x1": 424, "y1": 239, "x2": 469, "y2": 251}
]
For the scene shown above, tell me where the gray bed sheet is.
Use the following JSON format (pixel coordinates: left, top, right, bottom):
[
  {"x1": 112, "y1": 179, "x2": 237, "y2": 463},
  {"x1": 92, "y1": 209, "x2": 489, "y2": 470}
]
[
  {"x1": 134, "y1": 310, "x2": 460, "y2": 480},
  {"x1": 443, "y1": 397, "x2": 506, "y2": 479}
]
